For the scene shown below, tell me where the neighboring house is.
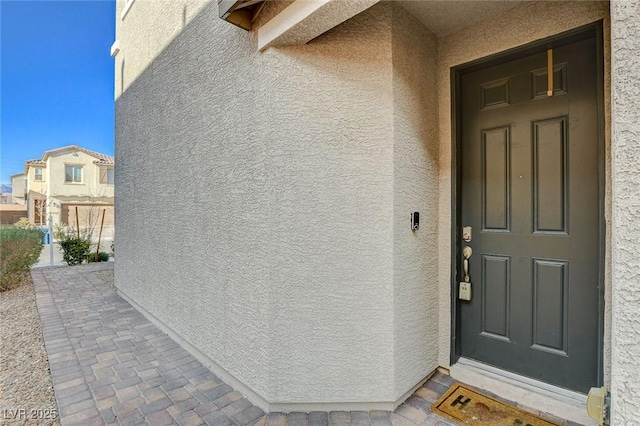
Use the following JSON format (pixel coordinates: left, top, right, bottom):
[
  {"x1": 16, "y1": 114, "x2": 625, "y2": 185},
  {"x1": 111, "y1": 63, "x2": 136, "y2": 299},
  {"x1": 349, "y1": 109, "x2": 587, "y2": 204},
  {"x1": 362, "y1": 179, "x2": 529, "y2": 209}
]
[
  {"x1": 10, "y1": 173, "x2": 26, "y2": 205},
  {"x1": 21, "y1": 145, "x2": 114, "y2": 235},
  {"x1": 0, "y1": 184, "x2": 12, "y2": 204},
  {"x1": 113, "y1": 1, "x2": 639, "y2": 424}
]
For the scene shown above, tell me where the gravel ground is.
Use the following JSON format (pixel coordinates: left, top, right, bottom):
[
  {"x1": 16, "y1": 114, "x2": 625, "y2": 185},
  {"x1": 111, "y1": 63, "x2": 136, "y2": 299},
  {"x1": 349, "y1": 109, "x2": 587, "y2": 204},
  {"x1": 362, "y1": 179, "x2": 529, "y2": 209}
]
[
  {"x1": 94, "y1": 268, "x2": 115, "y2": 291},
  {"x1": 0, "y1": 275, "x2": 59, "y2": 426},
  {"x1": 0, "y1": 269, "x2": 113, "y2": 425}
]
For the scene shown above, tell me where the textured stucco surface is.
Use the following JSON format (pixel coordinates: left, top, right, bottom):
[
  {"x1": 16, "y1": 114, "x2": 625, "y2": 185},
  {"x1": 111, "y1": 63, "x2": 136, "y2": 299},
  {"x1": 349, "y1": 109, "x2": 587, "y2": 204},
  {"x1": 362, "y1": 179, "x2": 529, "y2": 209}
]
[
  {"x1": 115, "y1": 0, "x2": 440, "y2": 408},
  {"x1": 259, "y1": 4, "x2": 396, "y2": 404},
  {"x1": 114, "y1": 0, "x2": 213, "y2": 98},
  {"x1": 114, "y1": 0, "x2": 627, "y2": 413},
  {"x1": 435, "y1": 0, "x2": 611, "y2": 376},
  {"x1": 610, "y1": 1, "x2": 640, "y2": 423},
  {"x1": 390, "y1": 5, "x2": 439, "y2": 399},
  {"x1": 396, "y1": 0, "x2": 528, "y2": 38},
  {"x1": 116, "y1": 1, "x2": 275, "y2": 403},
  {"x1": 10, "y1": 173, "x2": 25, "y2": 204}
]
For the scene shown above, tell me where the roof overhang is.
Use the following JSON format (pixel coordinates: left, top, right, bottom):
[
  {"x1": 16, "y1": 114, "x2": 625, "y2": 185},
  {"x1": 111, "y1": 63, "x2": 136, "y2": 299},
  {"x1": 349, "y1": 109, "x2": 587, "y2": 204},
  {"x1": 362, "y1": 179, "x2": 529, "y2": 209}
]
[
  {"x1": 40, "y1": 145, "x2": 114, "y2": 165},
  {"x1": 218, "y1": 0, "x2": 531, "y2": 49},
  {"x1": 218, "y1": 0, "x2": 266, "y2": 31},
  {"x1": 218, "y1": 0, "x2": 382, "y2": 50},
  {"x1": 257, "y1": 0, "x2": 380, "y2": 50}
]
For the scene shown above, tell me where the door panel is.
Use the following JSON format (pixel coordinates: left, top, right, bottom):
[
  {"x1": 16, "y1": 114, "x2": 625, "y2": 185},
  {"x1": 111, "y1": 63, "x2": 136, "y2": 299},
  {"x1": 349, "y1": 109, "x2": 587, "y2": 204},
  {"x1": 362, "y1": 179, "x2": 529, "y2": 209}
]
[
  {"x1": 532, "y1": 259, "x2": 568, "y2": 355},
  {"x1": 458, "y1": 35, "x2": 600, "y2": 393},
  {"x1": 481, "y1": 254, "x2": 510, "y2": 341},
  {"x1": 533, "y1": 117, "x2": 568, "y2": 233},
  {"x1": 482, "y1": 127, "x2": 510, "y2": 232}
]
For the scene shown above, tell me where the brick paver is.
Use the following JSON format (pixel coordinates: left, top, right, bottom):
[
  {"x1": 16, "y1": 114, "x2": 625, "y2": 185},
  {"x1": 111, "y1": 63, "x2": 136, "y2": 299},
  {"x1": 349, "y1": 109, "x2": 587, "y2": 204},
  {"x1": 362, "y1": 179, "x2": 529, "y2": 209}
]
[{"x1": 30, "y1": 263, "x2": 462, "y2": 426}]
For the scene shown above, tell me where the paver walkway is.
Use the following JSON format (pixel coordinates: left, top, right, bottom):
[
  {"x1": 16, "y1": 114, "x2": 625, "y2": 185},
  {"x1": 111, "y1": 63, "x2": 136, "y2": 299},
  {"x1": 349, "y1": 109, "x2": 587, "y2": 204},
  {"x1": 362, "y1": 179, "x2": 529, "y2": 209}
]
[{"x1": 31, "y1": 263, "x2": 458, "y2": 426}]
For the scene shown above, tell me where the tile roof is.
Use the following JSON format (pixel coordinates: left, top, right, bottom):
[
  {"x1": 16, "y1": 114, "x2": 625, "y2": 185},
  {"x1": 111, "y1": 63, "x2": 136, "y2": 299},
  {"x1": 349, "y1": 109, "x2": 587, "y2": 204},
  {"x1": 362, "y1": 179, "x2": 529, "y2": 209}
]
[
  {"x1": 75, "y1": 146, "x2": 115, "y2": 165},
  {"x1": 22, "y1": 145, "x2": 114, "y2": 173},
  {"x1": 42, "y1": 145, "x2": 114, "y2": 163},
  {"x1": 26, "y1": 159, "x2": 46, "y2": 166}
]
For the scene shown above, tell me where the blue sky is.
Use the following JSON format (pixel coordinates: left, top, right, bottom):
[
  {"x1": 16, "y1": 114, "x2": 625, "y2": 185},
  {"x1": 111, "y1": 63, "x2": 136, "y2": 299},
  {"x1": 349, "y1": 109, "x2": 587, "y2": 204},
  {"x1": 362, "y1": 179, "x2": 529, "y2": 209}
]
[{"x1": 1, "y1": 0, "x2": 115, "y2": 184}]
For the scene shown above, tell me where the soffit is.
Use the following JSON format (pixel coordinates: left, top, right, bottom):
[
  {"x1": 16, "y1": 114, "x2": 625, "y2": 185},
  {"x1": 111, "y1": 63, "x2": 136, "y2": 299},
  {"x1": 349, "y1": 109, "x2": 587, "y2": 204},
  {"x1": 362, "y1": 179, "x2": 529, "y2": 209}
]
[
  {"x1": 395, "y1": 0, "x2": 531, "y2": 37},
  {"x1": 220, "y1": 0, "x2": 532, "y2": 41}
]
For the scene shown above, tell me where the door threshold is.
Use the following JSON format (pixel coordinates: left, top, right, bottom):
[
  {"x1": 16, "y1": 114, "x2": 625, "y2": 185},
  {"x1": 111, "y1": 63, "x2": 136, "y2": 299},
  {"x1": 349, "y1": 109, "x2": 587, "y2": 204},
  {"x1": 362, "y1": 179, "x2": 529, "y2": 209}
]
[{"x1": 450, "y1": 358, "x2": 598, "y2": 426}]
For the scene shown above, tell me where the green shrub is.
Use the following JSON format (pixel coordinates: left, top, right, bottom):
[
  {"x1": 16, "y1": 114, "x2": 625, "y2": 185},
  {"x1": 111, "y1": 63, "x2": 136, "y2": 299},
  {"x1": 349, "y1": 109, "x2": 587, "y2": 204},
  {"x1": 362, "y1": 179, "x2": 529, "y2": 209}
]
[
  {"x1": 13, "y1": 218, "x2": 35, "y2": 230},
  {"x1": 88, "y1": 252, "x2": 110, "y2": 263},
  {"x1": 55, "y1": 223, "x2": 92, "y2": 266},
  {"x1": 0, "y1": 227, "x2": 45, "y2": 291},
  {"x1": 53, "y1": 222, "x2": 77, "y2": 241},
  {"x1": 59, "y1": 238, "x2": 91, "y2": 266}
]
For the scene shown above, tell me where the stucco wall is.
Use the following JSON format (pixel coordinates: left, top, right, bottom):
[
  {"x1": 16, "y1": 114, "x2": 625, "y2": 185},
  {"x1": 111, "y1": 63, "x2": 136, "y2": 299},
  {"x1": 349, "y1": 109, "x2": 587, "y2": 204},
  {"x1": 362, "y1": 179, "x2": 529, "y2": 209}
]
[
  {"x1": 26, "y1": 166, "x2": 47, "y2": 203},
  {"x1": 390, "y1": 5, "x2": 439, "y2": 399},
  {"x1": 44, "y1": 151, "x2": 114, "y2": 226},
  {"x1": 260, "y1": 4, "x2": 397, "y2": 406},
  {"x1": 48, "y1": 151, "x2": 114, "y2": 199},
  {"x1": 27, "y1": 165, "x2": 46, "y2": 189},
  {"x1": 115, "y1": 0, "x2": 621, "y2": 413},
  {"x1": 114, "y1": 0, "x2": 212, "y2": 97},
  {"x1": 116, "y1": 0, "x2": 445, "y2": 408},
  {"x1": 116, "y1": 1, "x2": 274, "y2": 403},
  {"x1": 435, "y1": 1, "x2": 611, "y2": 378},
  {"x1": 610, "y1": 1, "x2": 640, "y2": 423},
  {"x1": 11, "y1": 173, "x2": 26, "y2": 204}
]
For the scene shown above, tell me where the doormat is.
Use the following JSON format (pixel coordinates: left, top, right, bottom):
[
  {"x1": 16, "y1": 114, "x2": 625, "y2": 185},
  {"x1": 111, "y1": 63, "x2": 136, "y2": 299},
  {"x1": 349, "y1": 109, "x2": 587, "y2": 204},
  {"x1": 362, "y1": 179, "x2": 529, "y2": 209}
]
[{"x1": 431, "y1": 383, "x2": 561, "y2": 426}]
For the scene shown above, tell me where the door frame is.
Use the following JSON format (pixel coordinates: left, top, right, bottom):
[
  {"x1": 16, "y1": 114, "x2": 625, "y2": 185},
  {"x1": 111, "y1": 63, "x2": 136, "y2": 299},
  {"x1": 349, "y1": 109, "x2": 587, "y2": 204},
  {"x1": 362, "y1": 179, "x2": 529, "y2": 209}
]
[{"x1": 449, "y1": 21, "x2": 606, "y2": 388}]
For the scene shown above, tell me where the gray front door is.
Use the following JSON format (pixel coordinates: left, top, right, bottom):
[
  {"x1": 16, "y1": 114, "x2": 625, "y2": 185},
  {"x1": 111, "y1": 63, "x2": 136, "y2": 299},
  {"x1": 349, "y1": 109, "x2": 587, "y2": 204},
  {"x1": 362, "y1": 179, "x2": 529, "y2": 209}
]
[{"x1": 458, "y1": 33, "x2": 601, "y2": 393}]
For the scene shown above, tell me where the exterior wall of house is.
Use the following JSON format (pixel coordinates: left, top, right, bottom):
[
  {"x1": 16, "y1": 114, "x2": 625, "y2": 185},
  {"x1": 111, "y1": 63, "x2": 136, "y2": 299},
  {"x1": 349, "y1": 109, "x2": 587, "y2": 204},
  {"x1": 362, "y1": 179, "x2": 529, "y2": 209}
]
[
  {"x1": 46, "y1": 150, "x2": 114, "y2": 227},
  {"x1": 116, "y1": 0, "x2": 432, "y2": 408},
  {"x1": 258, "y1": 4, "x2": 398, "y2": 407},
  {"x1": 390, "y1": 5, "x2": 440, "y2": 399},
  {"x1": 114, "y1": 0, "x2": 212, "y2": 98},
  {"x1": 47, "y1": 151, "x2": 114, "y2": 199},
  {"x1": 27, "y1": 165, "x2": 47, "y2": 197},
  {"x1": 435, "y1": 0, "x2": 611, "y2": 381},
  {"x1": 10, "y1": 174, "x2": 26, "y2": 205},
  {"x1": 27, "y1": 190, "x2": 47, "y2": 225},
  {"x1": 115, "y1": 0, "x2": 640, "y2": 418},
  {"x1": 116, "y1": 0, "x2": 444, "y2": 409},
  {"x1": 610, "y1": 1, "x2": 640, "y2": 423},
  {"x1": 26, "y1": 165, "x2": 48, "y2": 225}
]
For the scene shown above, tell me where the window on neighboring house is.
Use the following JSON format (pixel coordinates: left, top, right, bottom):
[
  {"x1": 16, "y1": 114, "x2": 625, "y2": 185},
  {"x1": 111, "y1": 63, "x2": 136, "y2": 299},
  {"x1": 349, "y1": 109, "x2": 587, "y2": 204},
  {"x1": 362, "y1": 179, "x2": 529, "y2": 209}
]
[
  {"x1": 34, "y1": 167, "x2": 43, "y2": 181},
  {"x1": 65, "y1": 165, "x2": 83, "y2": 183},
  {"x1": 100, "y1": 168, "x2": 115, "y2": 185}
]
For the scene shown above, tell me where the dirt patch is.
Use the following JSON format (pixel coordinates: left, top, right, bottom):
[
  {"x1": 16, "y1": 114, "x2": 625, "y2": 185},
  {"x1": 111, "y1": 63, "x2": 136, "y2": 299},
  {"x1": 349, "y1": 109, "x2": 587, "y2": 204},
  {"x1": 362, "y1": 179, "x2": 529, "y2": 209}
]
[{"x1": 0, "y1": 275, "x2": 59, "y2": 425}]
